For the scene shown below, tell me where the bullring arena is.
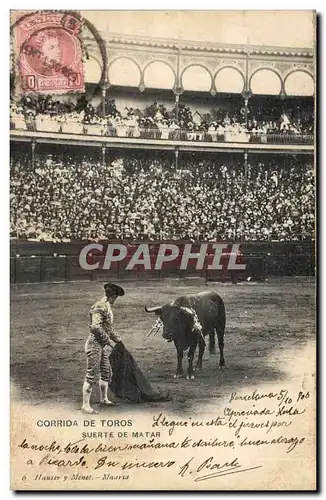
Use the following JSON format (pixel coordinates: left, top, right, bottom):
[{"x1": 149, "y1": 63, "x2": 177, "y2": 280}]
[
  {"x1": 11, "y1": 278, "x2": 315, "y2": 413},
  {"x1": 10, "y1": 14, "x2": 315, "y2": 414}
]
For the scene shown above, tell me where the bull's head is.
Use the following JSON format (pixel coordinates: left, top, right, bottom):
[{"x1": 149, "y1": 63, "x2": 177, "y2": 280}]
[{"x1": 145, "y1": 304, "x2": 196, "y2": 346}]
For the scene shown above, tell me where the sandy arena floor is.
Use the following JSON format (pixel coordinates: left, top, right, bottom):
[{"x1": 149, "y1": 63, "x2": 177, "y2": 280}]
[{"x1": 10, "y1": 277, "x2": 315, "y2": 415}]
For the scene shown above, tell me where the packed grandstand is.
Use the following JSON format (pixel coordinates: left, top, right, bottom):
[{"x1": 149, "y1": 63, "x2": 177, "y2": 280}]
[
  {"x1": 10, "y1": 148, "x2": 314, "y2": 243},
  {"x1": 10, "y1": 93, "x2": 314, "y2": 144},
  {"x1": 10, "y1": 28, "x2": 315, "y2": 278}
]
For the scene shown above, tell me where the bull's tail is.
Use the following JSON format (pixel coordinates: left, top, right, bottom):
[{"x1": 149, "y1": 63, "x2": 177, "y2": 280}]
[
  {"x1": 209, "y1": 297, "x2": 226, "y2": 354},
  {"x1": 218, "y1": 298, "x2": 226, "y2": 332},
  {"x1": 209, "y1": 332, "x2": 216, "y2": 354}
]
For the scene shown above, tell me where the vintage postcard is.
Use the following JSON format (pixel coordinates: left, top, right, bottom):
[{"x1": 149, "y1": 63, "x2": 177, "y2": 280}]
[{"x1": 10, "y1": 10, "x2": 316, "y2": 491}]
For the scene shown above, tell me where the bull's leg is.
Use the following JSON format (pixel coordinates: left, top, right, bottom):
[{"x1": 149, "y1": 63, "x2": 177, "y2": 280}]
[
  {"x1": 209, "y1": 330, "x2": 216, "y2": 355},
  {"x1": 195, "y1": 338, "x2": 206, "y2": 371},
  {"x1": 174, "y1": 348, "x2": 184, "y2": 379},
  {"x1": 217, "y1": 328, "x2": 225, "y2": 369},
  {"x1": 186, "y1": 343, "x2": 197, "y2": 380}
]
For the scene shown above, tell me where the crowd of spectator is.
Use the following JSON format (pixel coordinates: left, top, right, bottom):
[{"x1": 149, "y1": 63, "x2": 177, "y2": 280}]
[
  {"x1": 10, "y1": 150, "x2": 315, "y2": 243},
  {"x1": 10, "y1": 93, "x2": 314, "y2": 143}
]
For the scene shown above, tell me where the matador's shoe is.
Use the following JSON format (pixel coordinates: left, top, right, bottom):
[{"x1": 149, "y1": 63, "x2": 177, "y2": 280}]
[
  {"x1": 81, "y1": 407, "x2": 99, "y2": 414},
  {"x1": 99, "y1": 400, "x2": 117, "y2": 407}
]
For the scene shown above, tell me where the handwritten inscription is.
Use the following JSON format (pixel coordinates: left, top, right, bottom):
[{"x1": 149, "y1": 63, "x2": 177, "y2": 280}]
[
  {"x1": 16, "y1": 388, "x2": 311, "y2": 485},
  {"x1": 178, "y1": 456, "x2": 263, "y2": 482}
]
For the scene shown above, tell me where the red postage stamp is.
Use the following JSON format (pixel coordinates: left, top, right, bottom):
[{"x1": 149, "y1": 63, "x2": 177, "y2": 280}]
[{"x1": 13, "y1": 11, "x2": 85, "y2": 93}]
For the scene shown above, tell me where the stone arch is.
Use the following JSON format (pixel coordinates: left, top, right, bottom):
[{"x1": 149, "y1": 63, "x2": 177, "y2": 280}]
[
  {"x1": 214, "y1": 66, "x2": 245, "y2": 93},
  {"x1": 181, "y1": 64, "x2": 213, "y2": 92},
  {"x1": 284, "y1": 69, "x2": 314, "y2": 96},
  {"x1": 108, "y1": 57, "x2": 142, "y2": 87},
  {"x1": 143, "y1": 60, "x2": 176, "y2": 89},
  {"x1": 85, "y1": 55, "x2": 103, "y2": 84},
  {"x1": 250, "y1": 68, "x2": 283, "y2": 95}
]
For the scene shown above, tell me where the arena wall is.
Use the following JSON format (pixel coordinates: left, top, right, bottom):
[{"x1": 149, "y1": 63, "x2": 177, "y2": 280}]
[{"x1": 10, "y1": 240, "x2": 314, "y2": 284}]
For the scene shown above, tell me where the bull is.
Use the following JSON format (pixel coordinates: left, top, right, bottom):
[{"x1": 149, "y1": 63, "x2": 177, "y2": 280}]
[{"x1": 145, "y1": 291, "x2": 225, "y2": 379}]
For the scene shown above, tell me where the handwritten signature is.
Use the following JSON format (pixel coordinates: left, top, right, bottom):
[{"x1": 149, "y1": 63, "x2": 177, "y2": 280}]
[{"x1": 179, "y1": 456, "x2": 262, "y2": 482}]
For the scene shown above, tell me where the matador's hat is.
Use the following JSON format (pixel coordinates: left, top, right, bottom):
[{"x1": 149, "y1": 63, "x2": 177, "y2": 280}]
[{"x1": 104, "y1": 282, "x2": 125, "y2": 297}]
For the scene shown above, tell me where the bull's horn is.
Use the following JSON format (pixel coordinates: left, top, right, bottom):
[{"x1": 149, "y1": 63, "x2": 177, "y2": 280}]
[{"x1": 145, "y1": 305, "x2": 162, "y2": 313}]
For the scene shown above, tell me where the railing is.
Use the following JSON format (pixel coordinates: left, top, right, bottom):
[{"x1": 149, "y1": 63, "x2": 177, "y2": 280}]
[{"x1": 10, "y1": 118, "x2": 314, "y2": 145}]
